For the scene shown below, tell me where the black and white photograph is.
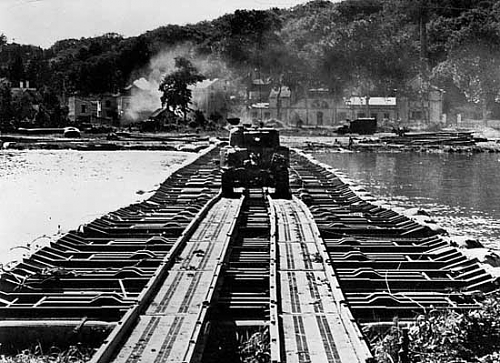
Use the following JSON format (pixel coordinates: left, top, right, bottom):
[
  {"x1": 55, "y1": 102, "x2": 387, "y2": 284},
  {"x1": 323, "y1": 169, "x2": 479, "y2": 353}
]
[{"x1": 1, "y1": 0, "x2": 500, "y2": 362}]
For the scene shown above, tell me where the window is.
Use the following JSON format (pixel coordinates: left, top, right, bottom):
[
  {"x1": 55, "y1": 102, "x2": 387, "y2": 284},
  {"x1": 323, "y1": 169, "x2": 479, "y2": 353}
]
[
  {"x1": 81, "y1": 104, "x2": 86, "y2": 113},
  {"x1": 411, "y1": 111, "x2": 422, "y2": 119},
  {"x1": 251, "y1": 111, "x2": 258, "y2": 119},
  {"x1": 384, "y1": 113, "x2": 390, "y2": 119},
  {"x1": 317, "y1": 111, "x2": 323, "y2": 125},
  {"x1": 264, "y1": 112, "x2": 271, "y2": 120},
  {"x1": 357, "y1": 112, "x2": 366, "y2": 118},
  {"x1": 105, "y1": 100, "x2": 111, "y2": 107},
  {"x1": 337, "y1": 112, "x2": 347, "y2": 121},
  {"x1": 371, "y1": 113, "x2": 377, "y2": 119}
]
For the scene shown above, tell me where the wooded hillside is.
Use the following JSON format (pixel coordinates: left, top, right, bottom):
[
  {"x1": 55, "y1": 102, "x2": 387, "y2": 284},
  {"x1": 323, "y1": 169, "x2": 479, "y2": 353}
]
[{"x1": 1, "y1": 0, "x2": 500, "y2": 118}]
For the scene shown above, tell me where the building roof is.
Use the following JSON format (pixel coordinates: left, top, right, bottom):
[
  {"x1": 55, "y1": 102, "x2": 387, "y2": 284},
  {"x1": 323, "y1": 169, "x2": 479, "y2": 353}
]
[
  {"x1": 408, "y1": 76, "x2": 445, "y2": 93},
  {"x1": 250, "y1": 102, "x2": 269, "y2": 109},
  {"x1": 149, "y1": 107, "x2": 168, "y2": 118},
  {"x1": 347, "y1": 97, "x2": 396, "y2": 106},
  {"x1": 269, "y1": 86, "x2": 291, "y2": 98},
  {"x1": 121, "y1": 78, "x2": 156, "y2": 95},
  {"x1": 309, "y1": 88, "x2": 330, "y2": 93},
  {"x1": 252, "y1": 78, "x2": 272, "y2": 86},
  {"x1": 133, "y1": 78, "x2": 155, "y2": 91},
  {"x1": 190, "y1": 79, "x2": 219, "y2": 90}
]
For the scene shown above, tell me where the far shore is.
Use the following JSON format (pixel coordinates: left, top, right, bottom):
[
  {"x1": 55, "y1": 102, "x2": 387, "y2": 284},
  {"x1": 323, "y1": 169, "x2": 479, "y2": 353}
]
[
  {"x1": 2, "y1": 126, "x2": 500, "y2": 153},
  {"x1": 285, "y1": 135, "x2": 500, "y2": 153}
]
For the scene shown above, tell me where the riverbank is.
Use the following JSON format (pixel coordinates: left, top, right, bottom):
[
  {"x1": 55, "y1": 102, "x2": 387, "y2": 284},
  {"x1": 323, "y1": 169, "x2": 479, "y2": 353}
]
[
  {"x1": 4, "y1": 127, "x2": 500, "y2": 153},
  {"x1": 282, "y1": 129, "x2": 500, "y2": 153}
]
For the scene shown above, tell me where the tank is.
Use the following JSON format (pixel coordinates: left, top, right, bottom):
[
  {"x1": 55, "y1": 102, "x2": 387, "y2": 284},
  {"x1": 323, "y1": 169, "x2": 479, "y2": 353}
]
[{"x1": 220, "y1": 126, "x2": 290, "y2": 197}]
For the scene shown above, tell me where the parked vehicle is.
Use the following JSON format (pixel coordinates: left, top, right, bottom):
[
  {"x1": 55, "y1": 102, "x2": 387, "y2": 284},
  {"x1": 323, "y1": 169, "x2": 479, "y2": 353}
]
[
  {"x1": 336, "y1": 117, "x2": 377, "y2": 135},
  {"x1": 63, "y1": 127, "x2": 81, "y2": 138}
]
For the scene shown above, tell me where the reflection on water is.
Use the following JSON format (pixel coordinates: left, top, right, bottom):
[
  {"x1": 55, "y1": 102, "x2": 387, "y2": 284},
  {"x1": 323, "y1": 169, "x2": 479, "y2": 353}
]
[
  {"x1": 314, "y1": 152, "x2": 500, "y2": 248},
  {"x1": 0, "y1": 150, "x2": 194, "y2": 264}
]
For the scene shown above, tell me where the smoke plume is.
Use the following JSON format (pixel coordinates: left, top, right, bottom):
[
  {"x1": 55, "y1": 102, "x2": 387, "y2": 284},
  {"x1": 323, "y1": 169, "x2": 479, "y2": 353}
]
[{"x1": 125, "y1": 43, "x2": 241, "y2": 122}]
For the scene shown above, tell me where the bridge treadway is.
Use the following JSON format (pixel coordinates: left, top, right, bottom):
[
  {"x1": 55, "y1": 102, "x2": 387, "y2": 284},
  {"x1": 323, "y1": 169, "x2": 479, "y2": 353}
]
[
  {"x1": 272, "y1": 198, "x2": 372, "y2": 363},
  {"x1": 111, "y1": 197, "x2": 243, "y2": 363}
]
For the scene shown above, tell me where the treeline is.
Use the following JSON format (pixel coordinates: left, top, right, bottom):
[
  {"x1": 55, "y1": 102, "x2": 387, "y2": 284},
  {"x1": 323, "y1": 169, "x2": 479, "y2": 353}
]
[{"x1": 1, "y1": 0, "x2": 500, "y2": 119}]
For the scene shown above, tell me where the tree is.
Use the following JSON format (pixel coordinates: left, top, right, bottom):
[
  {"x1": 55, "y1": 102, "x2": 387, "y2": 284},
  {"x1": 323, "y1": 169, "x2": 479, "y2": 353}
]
[
  {"x1": 39, "y1": 86, "x2": 67, "y2": 126},
  {"x1": 0, "y1": 79, "x2": 12, "y2": 128},
  {"x1": 432, "y1": 5, "x2": 500, "y2": 119},
  {"x1": 159, "y1": 57, "x2": 205, "y2": 123},
  {"x1": 192, "y1": 109, "x2": 206, "y2": 129},
  {"x1": 9, "y1": 54, "x2": 25, "y2": 84},
  {"x1": 211, "y1": 9, "x2": 283, "y2": 71},
  {"x1": 321, "y1": 13, "x2": 419, "y2": 100},
  {"x1": 117, "y1": 36, "x2": 151, "y2": 84},
  {"x1": 11, "y1": 90, "x2": 39, "y2": 123}
]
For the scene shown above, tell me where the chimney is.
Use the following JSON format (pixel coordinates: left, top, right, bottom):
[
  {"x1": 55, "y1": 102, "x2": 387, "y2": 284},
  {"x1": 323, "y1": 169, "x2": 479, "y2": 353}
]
[{"x1": 19, "y1": 81, "x2": 23, "y2": 88}]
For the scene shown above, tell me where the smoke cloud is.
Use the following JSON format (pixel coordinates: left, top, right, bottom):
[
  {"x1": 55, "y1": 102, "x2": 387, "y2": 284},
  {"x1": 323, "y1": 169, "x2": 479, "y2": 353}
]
[
  {"x1": 123, "y1": 77, "x2": 161, "y2": 121},
  {"x1": 125, "y1": 43, "x2": 242, "y2": 122},
  {"x1": 124, "y1": 45, "x2": 191, "y2": 122}
]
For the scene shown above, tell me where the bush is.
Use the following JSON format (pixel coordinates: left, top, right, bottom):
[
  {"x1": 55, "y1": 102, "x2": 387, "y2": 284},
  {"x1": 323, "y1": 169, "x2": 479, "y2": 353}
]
[
  {"x1": 1, "y1": 344, "x2": 94, "y2": 363},
  {"x1": 373, "y1": 293, "x2": 500, "y2": 363}
]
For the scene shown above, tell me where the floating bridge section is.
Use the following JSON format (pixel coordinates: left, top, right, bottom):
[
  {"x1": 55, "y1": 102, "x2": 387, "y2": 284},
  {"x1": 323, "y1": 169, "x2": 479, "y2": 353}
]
[
  {"x1": 271, "y1": 198, "x2": 371, "y2": 362},
  {"x1": 0, "y1": 146, "x2": 222, "y2": 347},
  {"x1": 289, "y1": 151, "x2": 497, "y2": 323},
  {"x1": 0, "y1": 145, "x2": 497, "y2": 362},
  {"x1": 111, "y1": 197, "x2": 243, "y2": 363}
]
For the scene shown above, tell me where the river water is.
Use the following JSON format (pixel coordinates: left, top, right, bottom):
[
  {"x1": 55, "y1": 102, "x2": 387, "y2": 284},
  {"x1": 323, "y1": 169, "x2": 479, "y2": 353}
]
[
  {"x1": 0, "y1": 150, "x2": 195, "y2": 264},
  {"x1": 1, "y1": 149, "x2": 499, "y2": 265},
  {"x1": 314, "y1": 151, "x2": 500, "y2": 249}
]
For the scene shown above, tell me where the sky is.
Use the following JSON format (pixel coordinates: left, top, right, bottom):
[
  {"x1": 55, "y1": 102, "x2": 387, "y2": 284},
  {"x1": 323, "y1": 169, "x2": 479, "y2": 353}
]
[{"x1": 0, "y1": 0, "x2": 314, "y2": 48}]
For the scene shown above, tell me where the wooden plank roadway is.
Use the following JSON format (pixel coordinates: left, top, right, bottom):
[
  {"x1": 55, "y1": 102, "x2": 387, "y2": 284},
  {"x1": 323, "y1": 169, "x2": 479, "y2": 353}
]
[
  {"x1": 111, "y1": 197, "x2": 243, "y2": 363},
  {"x1": 271, "y1": 198, "x2": 373, "y2": 363}
]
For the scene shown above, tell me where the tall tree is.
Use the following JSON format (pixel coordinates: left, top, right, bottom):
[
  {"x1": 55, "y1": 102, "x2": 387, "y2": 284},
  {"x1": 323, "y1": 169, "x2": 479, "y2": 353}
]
[
  {"x1": 211, "y1": 9, "x2": 283, "y2": 71},
  {"x1": 321, "y1": 13, "x2": 419, "y2": 98},
  {"x1": 159, "y1": 57, "x2": 205, "y2": 123},
  {"x1": 0, "y1": 78, "x2": 12, "y2": 128},
  {"x1": 432, "y1": 4, "x2": 500, "y2": 119},
  {"x1": 9, "y1": 54, "x2": 25, "y2": 85}
]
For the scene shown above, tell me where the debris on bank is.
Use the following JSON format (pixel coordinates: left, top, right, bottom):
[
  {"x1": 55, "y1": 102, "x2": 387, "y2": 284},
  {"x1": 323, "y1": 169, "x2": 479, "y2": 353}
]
[
  {"x1": 286, "y1": 130, "x2": 500, "y2": 153},
  {"x1": 0, "y1": 133, "x2": 213, "y2": 152}
]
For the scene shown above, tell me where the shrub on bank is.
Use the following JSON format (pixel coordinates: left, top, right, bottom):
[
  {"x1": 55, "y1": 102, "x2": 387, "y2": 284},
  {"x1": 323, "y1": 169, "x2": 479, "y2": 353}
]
[
  {"x1": 0, "y1": 344, "x2": 94, "y2": 363},
  {"x1": 373, "y1": 292, "x2": 500, "y2": 363}
]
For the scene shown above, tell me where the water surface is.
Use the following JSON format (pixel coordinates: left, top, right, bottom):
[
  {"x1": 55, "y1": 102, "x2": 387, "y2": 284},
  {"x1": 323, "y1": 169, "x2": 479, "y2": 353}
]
[
  {"x1": 0, "y1": 150, "x2": 193, "y2": 264},
  {"x1": 314, "y1": 151, "x2": 500, "y2": 248},
  {"x1": 2, "y1": 149, "x2": 499, "y2": 265}
]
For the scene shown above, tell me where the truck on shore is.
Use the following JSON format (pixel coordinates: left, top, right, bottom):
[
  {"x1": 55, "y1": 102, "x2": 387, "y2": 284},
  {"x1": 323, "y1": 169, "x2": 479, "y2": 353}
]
[{"x1": 336, "y1": 117, "x2": 377, "y2": 135}]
